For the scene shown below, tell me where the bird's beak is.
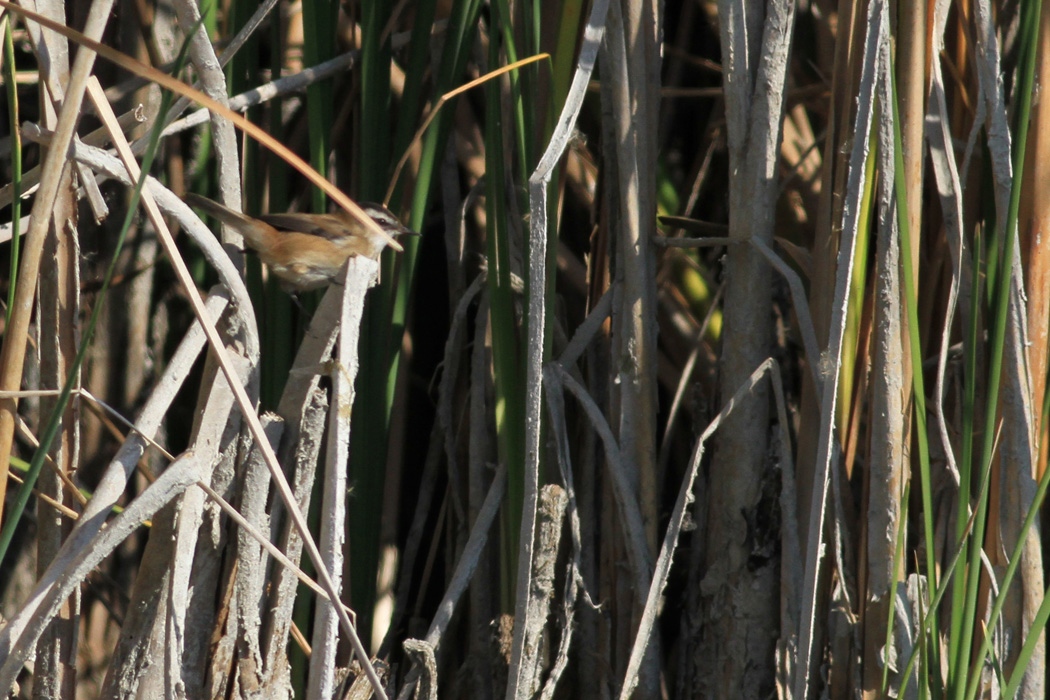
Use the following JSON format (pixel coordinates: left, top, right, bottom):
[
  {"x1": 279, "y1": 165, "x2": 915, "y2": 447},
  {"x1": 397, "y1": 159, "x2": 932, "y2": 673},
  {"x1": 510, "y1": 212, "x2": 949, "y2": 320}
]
[{"x1": 391, "y1": 221, "x2": 420, "y2": 237}]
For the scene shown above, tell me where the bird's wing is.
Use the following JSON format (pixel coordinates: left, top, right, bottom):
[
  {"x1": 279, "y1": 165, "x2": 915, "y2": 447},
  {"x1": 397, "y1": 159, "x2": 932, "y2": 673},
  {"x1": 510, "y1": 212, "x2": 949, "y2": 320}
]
[{"x1": 258, "y1": 213, "x2": 349, "y2": 242}]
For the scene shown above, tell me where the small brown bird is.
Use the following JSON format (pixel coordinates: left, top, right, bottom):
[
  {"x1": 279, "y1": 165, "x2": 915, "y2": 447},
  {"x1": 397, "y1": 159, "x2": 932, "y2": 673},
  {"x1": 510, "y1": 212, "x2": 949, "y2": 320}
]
[{"x1": 185, "y1": 193, "x2": 417, "y2": 291}]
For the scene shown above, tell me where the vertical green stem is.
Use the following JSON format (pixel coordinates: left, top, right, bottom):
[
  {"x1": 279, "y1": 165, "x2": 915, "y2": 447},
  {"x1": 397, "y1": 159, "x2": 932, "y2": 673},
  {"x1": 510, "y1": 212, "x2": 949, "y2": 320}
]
[
  {"x1": 959, "y1": 0, "x2": 1043, "y2": 696},
  {"x1": 889, "y1": 62, "x2": 942, "y2": 692},
  {"x1": 4, "y1": 17, "x2": 21, "y2": 324}
]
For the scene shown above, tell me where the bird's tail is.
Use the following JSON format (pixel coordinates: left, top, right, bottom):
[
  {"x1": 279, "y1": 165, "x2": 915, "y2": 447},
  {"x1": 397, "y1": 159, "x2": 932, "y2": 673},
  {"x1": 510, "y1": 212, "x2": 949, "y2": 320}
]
[{"x1": 185, "y1": 193, "x2": 274, "y2": 251}]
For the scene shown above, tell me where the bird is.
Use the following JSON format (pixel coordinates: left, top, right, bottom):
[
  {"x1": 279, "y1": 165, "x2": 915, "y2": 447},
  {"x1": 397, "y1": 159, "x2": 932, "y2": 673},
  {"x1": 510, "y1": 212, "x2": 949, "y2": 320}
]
[{"x1": 185, "y1": 193, "x2": 418, "y2": 291}]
